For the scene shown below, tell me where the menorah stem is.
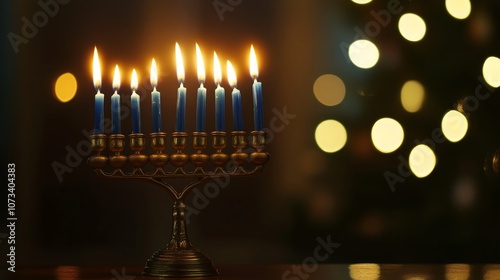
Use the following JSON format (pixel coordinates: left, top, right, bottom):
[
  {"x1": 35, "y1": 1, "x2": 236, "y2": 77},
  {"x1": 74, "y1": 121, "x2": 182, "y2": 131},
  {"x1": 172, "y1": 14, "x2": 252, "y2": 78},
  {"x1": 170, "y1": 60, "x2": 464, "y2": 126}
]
[{"x1": 168, "y1": 200, "x2": 190, "y2": 250}]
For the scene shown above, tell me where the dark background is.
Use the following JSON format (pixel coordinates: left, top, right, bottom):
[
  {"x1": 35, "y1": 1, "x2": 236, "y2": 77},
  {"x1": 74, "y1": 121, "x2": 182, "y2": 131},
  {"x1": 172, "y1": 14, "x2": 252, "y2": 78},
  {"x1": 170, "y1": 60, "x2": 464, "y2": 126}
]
[{"x1": 1, "y1": 0, "x2": 500, "y2": 270}]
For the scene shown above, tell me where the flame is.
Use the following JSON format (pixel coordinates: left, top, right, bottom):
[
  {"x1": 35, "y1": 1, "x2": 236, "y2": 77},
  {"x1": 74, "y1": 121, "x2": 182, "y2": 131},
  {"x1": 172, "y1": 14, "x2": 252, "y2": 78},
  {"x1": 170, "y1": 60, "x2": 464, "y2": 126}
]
[
  {"x1": 175, "y1": 43, "x2": 185, "y2": 84},
  {"x1": 227, "y1": 60, "x2": 237, "y2": 88},
  {"x1": 250, "y1": 45, "x2": 259, "y2": 79},
  {"x1": 196, "y1": 43, "x2": 205, "y2": 84},
  {"x1": 93, "y1": 47, "x2": 101, "y2": 90},
  {"x1": 131, "y1": 69, "x2": 138, "y2": 92},
  {"x1": 214, "y1": 51, "x2": 222, "y2": 85},
  {"x1": 150, "y1": 58, "x2": 157, "y2": 89},
  {"x1": 112, "y1": 65, "x2": 120, "y2": 91}
]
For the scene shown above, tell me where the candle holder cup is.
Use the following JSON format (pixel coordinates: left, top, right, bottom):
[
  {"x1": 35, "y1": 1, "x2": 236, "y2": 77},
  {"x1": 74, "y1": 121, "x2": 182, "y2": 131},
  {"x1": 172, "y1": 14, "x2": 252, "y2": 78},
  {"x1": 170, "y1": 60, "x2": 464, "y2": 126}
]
[{"x1": 88, "y1": 130, "x2": 269, "y2": 278}]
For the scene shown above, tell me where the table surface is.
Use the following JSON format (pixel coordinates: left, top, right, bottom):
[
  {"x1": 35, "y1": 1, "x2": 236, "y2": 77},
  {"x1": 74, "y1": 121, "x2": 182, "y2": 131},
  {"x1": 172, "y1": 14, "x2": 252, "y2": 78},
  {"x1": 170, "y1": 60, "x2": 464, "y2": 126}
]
[{"x1": 4, "y1": 264, "x2": 500, "y2": 280}]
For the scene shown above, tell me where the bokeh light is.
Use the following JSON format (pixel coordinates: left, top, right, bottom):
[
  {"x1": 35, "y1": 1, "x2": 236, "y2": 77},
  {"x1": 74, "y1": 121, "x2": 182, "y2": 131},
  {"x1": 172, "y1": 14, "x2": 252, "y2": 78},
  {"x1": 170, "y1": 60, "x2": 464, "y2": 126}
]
[
  {"x1": 445, "y1": 264, "x2": 470, "y2": 280},
  {"x1": 398, "y1": 13, "x2": 427, "y2": 42},
  {"x1": 484, "y1": 265, "x2": 500, "y2": 280},
  {"x1": 409, "y1": 144, "x2": 436, "y2": 178},
  {"x1": 482, "y1": 56, "x2": 500, "y2": 88},
  {"x1": 401, "y1": 80, "x2": 425, "y2": 113},
  {"x1": 313, "y1": 74, "x2": 346, "y2": 106},
  {"x1": 351, "y1": 0, "x2": 372, "y2": 4},
  {"x1": 315, "y1": 120, "x2": 348, "y2": 153},
  {"x1": 441, "y1": 110, "x2": 468, "y2": 142},
  {"x1": 349, "y1": 39, "x2": 380, "y2": 69},
  {"x1": 54, "y1": 73, "x2": 77, "y2": 103},
  {"x1": 446, "y1": 0, "x2": 472, "y2": 20},
  {"x1": 371, "y1": 118, "x2": 405, "y2": 153},
  {"x1": 349, "y1": 264, "x2": 380, "y2": 280}
]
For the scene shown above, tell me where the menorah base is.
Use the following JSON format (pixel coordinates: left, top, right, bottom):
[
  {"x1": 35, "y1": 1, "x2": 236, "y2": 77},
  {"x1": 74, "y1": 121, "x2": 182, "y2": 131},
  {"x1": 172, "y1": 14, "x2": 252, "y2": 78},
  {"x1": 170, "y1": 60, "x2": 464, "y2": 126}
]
[{"x1": 142, "y1": 246, "x2": 218, "y2": 278}]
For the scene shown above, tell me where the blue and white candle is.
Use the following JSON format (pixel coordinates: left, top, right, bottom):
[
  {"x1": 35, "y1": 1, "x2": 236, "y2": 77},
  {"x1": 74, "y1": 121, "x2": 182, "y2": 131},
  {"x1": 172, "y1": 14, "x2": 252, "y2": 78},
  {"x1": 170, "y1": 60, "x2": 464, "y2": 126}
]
[
  {"x1": 250, "y1": 45, "x2": 264, "y2": 131},
  {"x1": 150, "y1": 59, "x2": 162, "y2": 132},
  {"x1": 175, "y1": 43, "x2": 186, "y2": 132},
  {"x1": 214, "y1": 52, "x2": 225, "y2": 131},
  {"x1": 227, "y1": 60, "x2": 243, "y2": 131},
  {"x1": 195, "y1": 44, "x2": 207, "y2": 132},
  {"x1": 130, "y1": 69, "x2": 141, "y2": 133},
  {"x1": 111, "y1": 65, "x2": 121, "y2": 134},
  {"x1": 92, "y1": 47, "x2": 104, "y2": 134}
]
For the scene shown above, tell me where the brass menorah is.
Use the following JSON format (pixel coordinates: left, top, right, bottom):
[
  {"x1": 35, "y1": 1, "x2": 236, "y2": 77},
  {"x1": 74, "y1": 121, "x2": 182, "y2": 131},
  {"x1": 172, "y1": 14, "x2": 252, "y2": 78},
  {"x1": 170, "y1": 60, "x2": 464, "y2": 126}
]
[{"x1": 88, "y1": 130, "x2": 269, "y2": 277}]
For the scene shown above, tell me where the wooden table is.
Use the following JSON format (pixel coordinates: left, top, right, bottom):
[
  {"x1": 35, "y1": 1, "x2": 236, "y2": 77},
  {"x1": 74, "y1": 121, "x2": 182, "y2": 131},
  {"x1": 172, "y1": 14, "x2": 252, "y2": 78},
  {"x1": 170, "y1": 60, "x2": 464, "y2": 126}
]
[{"x1": 4, "y1": 263, "x2": 499, "y2": 280}]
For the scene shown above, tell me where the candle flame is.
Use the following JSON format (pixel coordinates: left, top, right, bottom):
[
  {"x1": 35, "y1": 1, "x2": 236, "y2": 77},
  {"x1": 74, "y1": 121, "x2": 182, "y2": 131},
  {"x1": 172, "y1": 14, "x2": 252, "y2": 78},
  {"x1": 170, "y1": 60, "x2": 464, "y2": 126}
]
[
  {"x1": 196, "y1": 43, "x2": 205, "y2": 84},
  {"x1": 214, "y1": 51, "x2": 222, "y2": 85},
  {"x1": 150, "y1": 58, "x2": 158, "y2": 89},
  {"x1": 175, "y1": 43, "x2": 185, "y2": 84},
  {"x1": 227, "y1": 60, "x2": 237, "y2": 88},
  {"x1": 112, "y1": 65, "x2": 120, "y2": 91},
  {"x1": 131, "y1": 69, "x2": 138, "y2": 92},
  {"x1": 250, "y1": 45, "x2": 259, "y2": 79},
  {"x1": 93, "y1": 47, "x2": 101, "y2": 90}
]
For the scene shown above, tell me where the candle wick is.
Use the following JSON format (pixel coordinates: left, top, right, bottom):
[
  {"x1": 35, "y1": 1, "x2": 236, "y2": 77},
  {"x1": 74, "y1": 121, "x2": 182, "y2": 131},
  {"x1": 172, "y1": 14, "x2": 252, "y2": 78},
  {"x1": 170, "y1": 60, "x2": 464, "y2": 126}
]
[
  {"x1": 153, "y1": 86, "x2": 157, "y2": 92},
  {"x1": 200, "y1": 82, "x2": 204, "y2": 88},
  {"x1": 254, "y1": 78, "x2": 258, "y2": 83}
]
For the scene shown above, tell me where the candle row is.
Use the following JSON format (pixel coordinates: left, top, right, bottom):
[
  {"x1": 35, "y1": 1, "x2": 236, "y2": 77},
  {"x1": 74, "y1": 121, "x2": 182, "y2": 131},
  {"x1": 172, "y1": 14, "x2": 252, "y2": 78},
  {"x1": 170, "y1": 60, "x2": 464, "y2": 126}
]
[{"x1": 92, "y1": 44, "x2": 264, "y2": 135}]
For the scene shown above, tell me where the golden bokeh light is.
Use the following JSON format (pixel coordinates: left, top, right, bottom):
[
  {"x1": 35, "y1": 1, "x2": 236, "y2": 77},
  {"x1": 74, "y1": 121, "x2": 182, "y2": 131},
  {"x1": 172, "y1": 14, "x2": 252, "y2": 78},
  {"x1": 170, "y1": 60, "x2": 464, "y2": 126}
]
[
  {"x1": 315, "y1": 120, "x2": 348, "y2": 153},
  {"x1": 351, "y1": 0, "x2": 372, "y2": 4},
  {"x1": 409, "y1": 144, "x2": 436, "y2": 178},
  {"x1": 482, "y1": 56, "x2": 500, "y2": 88},
  {"x1": 349, "y1": 264, "x2": 381, "y2": 280},
  {"x1": 401, "y1": 80, "x2": 425, "y2": 113},
  {"x1": 313, "y1": 74, "x2": 346, "y2": 106},
  {"x1": 441, "y1": 110, "x2": 468, "y2": 142},
  {"x1": 484, "y1": 265, "x2": 500, "y2": 280},
  {"x1": 349, "y1": 39, "x2": 380, "y2": 69},
  {"x1": 445, "y1": 264, "x2": 470, "y2": 280},
  {"x1": 446, "y1": 0, "x2": 471, "y2": 20},
  {"x1": 371, "y1": 118, "x2": 405, "y2": 153},
  {"x1": 54, "y1": 73, "x2": 77, "y2": 103},
  {"x1": 398, "y1": 13, "x2": 427, "y2": 42}
]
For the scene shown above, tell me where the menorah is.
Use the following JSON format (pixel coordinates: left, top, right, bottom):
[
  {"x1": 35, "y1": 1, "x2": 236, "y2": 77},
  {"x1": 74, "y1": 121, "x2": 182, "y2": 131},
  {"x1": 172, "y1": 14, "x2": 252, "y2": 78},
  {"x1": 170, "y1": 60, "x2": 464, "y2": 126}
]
[{"x1": 88, "y1": 130, "x2": 269, "y2": 277}]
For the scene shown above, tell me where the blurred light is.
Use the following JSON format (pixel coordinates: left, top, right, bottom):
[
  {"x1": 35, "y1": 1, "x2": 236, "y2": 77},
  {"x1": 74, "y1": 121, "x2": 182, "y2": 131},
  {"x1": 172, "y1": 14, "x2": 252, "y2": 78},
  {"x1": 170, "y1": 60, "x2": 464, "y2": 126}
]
[
  {"x1": 441, "y1": 110, "x2": 468, "y2": 142},
  {"x1": 315, "y1": 120, "x2": 348, "y2": 153},
  {"x1": 54, "y1": 73, "x2": 77, "y2": 103},
  {"x1": 313, "y1": 74, "x2": 346, "y2": 106},
  {"x1": 445, "y1": 264, "x2": 470, "y2": 280},
  {"x1": 409, "y1": 144, "x2": 436, "y2": 178},
  {"x1": 405, "y1": 276, "x2": 427, "y2": 280},
  {"x1": 398, "y1": 13, "x2": 427, "y2": 42},
  {"x1": 349, "y1": 39, "x2": 380, "y2": 69},
  {"x1": 351, "y1": 0, "x2": 372, "y2": 4},
  {"x1": 349, "y1": 264, "x2": 380, "y2": 280},
  {"x1": 55, "y1": 266, "x2": 80, "y2": 280},
  {"x1": 371, "y1": 118, "x2": 405, "y2": 153},
  {"x1": 482, "y1": 56, "x2": 500, "y2": 88},
  {"x1": 446, "y1": 0, "x2": 471, "y2": 20},
  {"x1": 400, "y1": 80, "x2": 425, "y2": 113},
  {"x1": 484, "y1": 265, "x2": 500, "y2": 280},
  {"x1": 453, "y1": 178, "x2": 476, "y2": 210}
]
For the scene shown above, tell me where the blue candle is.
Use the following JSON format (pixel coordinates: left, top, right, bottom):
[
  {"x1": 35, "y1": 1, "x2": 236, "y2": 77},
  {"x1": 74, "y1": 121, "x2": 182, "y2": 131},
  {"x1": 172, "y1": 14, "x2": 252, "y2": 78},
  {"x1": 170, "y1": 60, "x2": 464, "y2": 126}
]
[
  {"x1": 214, "y1": 52, "x2": 225, "y2": 131},
  {"x1": 94, "y1": 91, "x2": 104, "y2": 134},
  {"x1": 227, "y1": 61, "x2": 243, "y2": 131},
  {"x1": 111, "y1": 65, "x2": 121, "y2": 134},
  {"x1": 175, "y1": 43, "x2": 186, "y2": 132},
  {"x1": 92, "y1": 47, "x2": 104, "y2": 134},
  {"x1": 150, "y1": 59, "x2": 162, "y2": 132},
  {"x1": 250, "y1": 45, "x2": 264, "y2": 131},
  {"x1": 175, "y1": 85, "x2": 186, "y2": 132},
  {"x1": 130, "y1": 69, "x2": 141, "y2": 133},
  {"x1": 196, "y1": 85, "x2": 207, "y2": 132},
  {"x1": 195, "y1": 44, "x2": 207, "y2": 132}
]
